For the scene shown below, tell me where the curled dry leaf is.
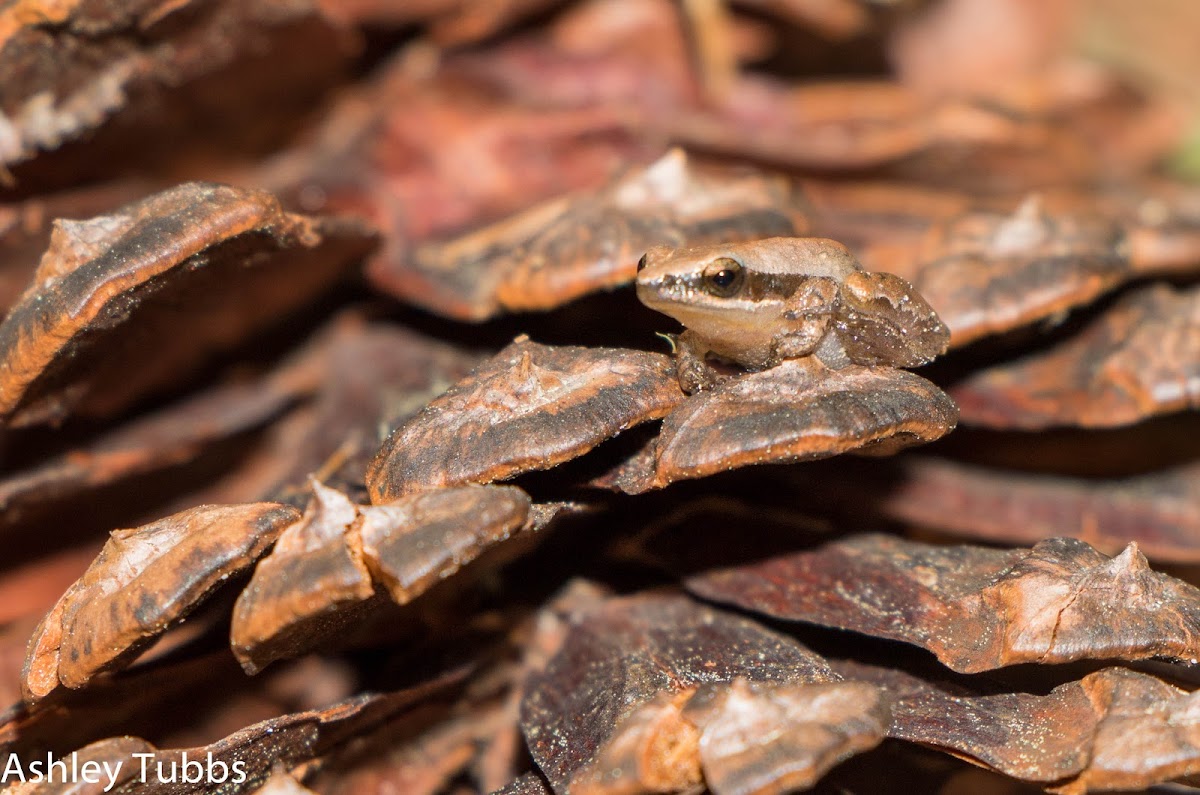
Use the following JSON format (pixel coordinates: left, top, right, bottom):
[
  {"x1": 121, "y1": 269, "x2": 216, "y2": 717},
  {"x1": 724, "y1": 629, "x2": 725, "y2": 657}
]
[
  {"x1": 0, "y1": 0, "x2": 346, "y2": 172},
  {"x1": 403, "y1": 149, "x2": 799, "y2": 321},
  {"x1": 899, "y1": 196, "x2": 1131, "y2": 347},
  {"x1": 951, "y1": 283, "x2": 1200, "y2": 429},
  {"x1": 366, "y1": 337, "x2": 685, "y2": 502},
  {"x1": 359, "y1": 485, "x2": 532, "y2": 607},
  {"x1": 840, "y1": 661, "x2": 1200, "y2": 794},
  {"x1": 22, "y1": 502, "x2": 299, "y2": 702},
  {"x1": 687, "y1": 533, "x2": 1200, "y2": 673},
  {"x1": 231, "y1": 482, "x2": 375, "y2": 676},
  {"x1": 521, "y1": 593, "x2": 888, "y2": 795},
  {"x1": 0, "y1": 182, "x2": 374, "y2": 428},
  {"x1": 0, "y1": 181, "x2": 151, "y2": 316},
  {"x1": 612, "y1": 358, "x2": 957, "y2": 493},
  {"x1": 232, "y1": 482, "x2": 533, "y2": 674},
  {"x1": 858, "y1": 455, "x2": 1200, "y2": 563}
]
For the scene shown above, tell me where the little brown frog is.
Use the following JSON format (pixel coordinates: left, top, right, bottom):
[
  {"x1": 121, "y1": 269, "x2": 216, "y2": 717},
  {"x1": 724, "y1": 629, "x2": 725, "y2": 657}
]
[{"x1": 636, "y1": 237, "x2": 949, "y2": 392}]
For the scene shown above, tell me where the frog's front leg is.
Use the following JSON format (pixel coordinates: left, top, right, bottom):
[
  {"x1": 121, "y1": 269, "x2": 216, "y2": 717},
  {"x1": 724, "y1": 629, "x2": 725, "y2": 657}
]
[
  {"x1": 772, "y1": 276, "x2": 840, "y2": 363},
  {"x1": 674, "y1": 330, "x2": 732, "y2": 394}
]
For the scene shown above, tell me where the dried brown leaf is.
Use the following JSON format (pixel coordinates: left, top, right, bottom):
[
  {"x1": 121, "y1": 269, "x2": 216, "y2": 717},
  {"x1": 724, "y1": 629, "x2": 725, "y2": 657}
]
[
  {"x1": 687, "y1": 533, "x2": 1200, "y2": 673},
  {"x1": 0, "y1": 182, "x2": 374, "y2": 427},
  {"x1": 232, "y1": 482, "x2": 538, "y2": 674},
  {"x1": 403, "y1": 149, "x2": 798, "y2": 321},
  {"x1": 613, "y1": 358, "x2": 956, "y2": 493},
  {"x1": 685, "y1": 679, "x2": 890, "y2": 795},
  {"x1": 671, "y1": 77, "x2": 1041, "y2": 170},
  {"x1": 366, "y1": 337, "x2": 684, "y2": 502},
  {"x1": 521, "y1": 593, "x2": 885, "y2": 795},
  {"x1": 952, "y1": 283, "x2": 1200, "y2": 428},
  {"x1": 230, "y1": 483, "x2": 377, "y2": 676},
  {"x1": 840, "y1": 661, "x2": 1200, "y2": 793},
  {"x1": 22, "y1": 502, "x2": 299, "y2": 701},
  {"x1": 360, "y1": 486, "x2": 531, "y2": 606}
]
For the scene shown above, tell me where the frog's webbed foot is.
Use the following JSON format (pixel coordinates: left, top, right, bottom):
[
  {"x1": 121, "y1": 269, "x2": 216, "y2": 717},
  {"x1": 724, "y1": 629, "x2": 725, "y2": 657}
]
[{"x1": 675, "y1": 331, "x2": 734, "y2": 394}]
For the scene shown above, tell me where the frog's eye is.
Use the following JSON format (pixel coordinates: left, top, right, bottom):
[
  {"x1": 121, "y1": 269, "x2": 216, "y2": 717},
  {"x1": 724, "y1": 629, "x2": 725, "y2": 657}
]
[
  {"x1": 637, "y1": 254, "x2": 649, "y2": 272},
  {"x1": 702, "y1": 257, "x2": 744, "y2": 297}
]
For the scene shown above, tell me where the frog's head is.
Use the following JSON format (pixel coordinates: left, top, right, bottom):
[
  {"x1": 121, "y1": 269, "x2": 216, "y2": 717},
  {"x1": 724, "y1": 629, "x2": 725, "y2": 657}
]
[
  {"x1": 634, "y1": 238, "x2": 858, "y2": 319},
  {"x1": 635, "y1": 244, "x2": 750, "y2": 318}
]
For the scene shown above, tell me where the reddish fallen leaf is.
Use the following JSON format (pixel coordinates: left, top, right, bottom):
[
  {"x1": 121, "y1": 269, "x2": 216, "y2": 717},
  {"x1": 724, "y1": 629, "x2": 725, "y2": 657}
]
[
  {"x1": 521, "y1": 593, "x2": 887, "y2": 795},
  {"x1": 0, "y1": 181, "x2": 153, "y2": 317},
  {"x1": 21, "y1": 502, "x2": 298, "y2": 701},
  {"x1": 838, "y1": 660, "x2": 1200, "y2": 794},
  {"x1": 401, "y1": 149, "x2": 798, "y2": 321},
  {"x1": 366, "y1": 337, "x2": 684, "y2": 502},
  {"x1": 0, "y1": 546, "x2": 99, "y2": 626},
  {"x1": 612, "y1": 358, "x2": 956, "y2": 493},
  {"x1": 951, "y1": 283, "x2": 1200, "y2": 429},
  {"x1": 670, "y1": 77, "x2": 1042, "y2": 170},
  {"x1": 0, "y1": 182, "x2": 374, "y2": 427},
  {"x1": 806, "y1": 184, "x2": 1200, "y2": 347},
  {"x1": 232, "y1": 482, "x2": 536, "y2": 674},
  {"x1": 687, "y1": 533, "x2": 1200, "y2": 673},
  {"x1": 855, "y1": 455, "x2": 1200, "y2": 563}
]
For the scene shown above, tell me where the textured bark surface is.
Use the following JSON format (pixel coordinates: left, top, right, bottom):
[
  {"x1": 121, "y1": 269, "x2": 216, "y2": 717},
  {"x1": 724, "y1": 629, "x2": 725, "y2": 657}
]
[
  {"x1": 520, "y1": 594, "x2": 887, "y2": 795},
  {"x1": 4, "y1": 0, "x2": 1200, "y2": 792}
]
